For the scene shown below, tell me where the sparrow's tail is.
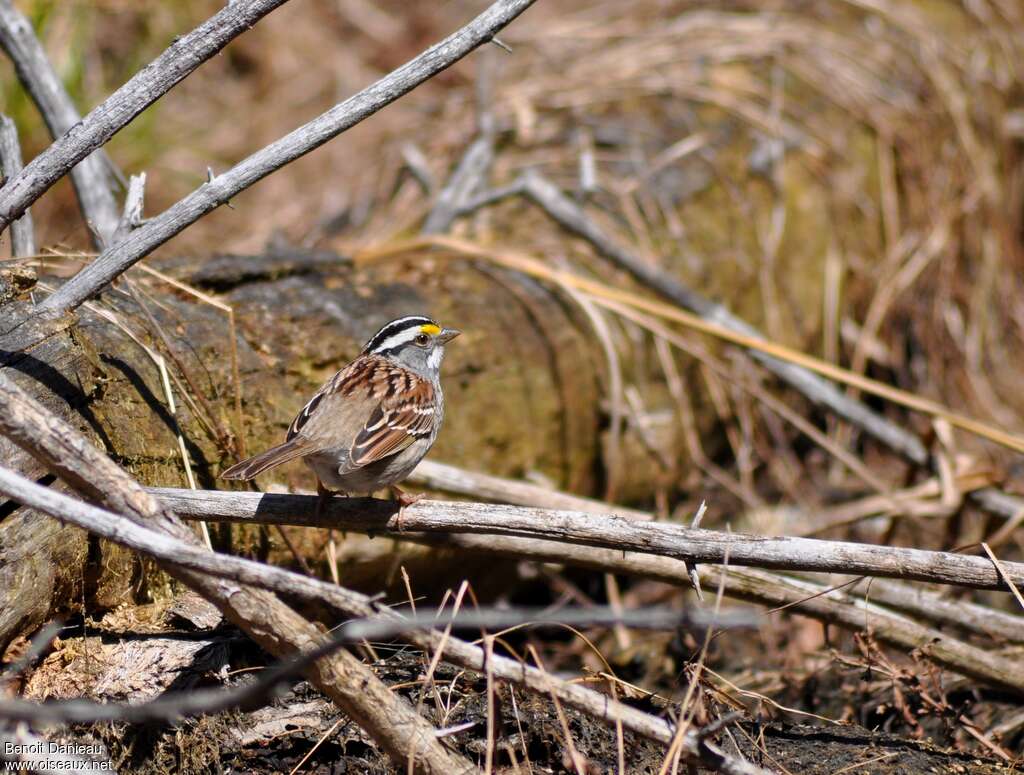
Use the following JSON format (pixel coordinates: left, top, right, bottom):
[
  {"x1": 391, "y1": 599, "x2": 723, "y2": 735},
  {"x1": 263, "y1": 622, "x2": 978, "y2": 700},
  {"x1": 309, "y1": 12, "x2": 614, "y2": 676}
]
[{"x1": 220, "y1": 439, "x2": 312, "y2": 480}]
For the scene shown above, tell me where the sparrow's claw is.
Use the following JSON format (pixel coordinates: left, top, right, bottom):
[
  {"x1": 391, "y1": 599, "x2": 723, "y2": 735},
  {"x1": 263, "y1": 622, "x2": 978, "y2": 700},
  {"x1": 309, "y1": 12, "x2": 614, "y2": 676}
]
[{"x1": 390, "y1": 485, "x2": 424, "y2": 531}]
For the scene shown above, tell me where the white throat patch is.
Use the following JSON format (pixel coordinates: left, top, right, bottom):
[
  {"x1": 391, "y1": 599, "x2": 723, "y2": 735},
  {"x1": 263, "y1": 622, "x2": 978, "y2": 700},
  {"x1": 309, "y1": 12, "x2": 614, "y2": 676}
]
[{"x1": 427, "y1": 346, "x2": 444, "y2": 370}]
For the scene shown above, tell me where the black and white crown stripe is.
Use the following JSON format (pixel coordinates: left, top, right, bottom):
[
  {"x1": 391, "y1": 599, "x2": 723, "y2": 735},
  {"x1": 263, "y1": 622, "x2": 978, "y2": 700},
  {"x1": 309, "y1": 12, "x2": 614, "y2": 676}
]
[{"x1": 362, "y1": 316, "x2": 436, "y2": 355}]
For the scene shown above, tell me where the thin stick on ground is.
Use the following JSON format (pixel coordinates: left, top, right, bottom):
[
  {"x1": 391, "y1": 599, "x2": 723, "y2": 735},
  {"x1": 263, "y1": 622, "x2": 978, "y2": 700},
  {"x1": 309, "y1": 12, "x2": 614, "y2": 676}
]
[
  {"x1": 136, "y1": 477, "x2": 1024, "y2": 693},
  {"x1": 141, "y1": 484, "x2": 1024, "y2": 693}
]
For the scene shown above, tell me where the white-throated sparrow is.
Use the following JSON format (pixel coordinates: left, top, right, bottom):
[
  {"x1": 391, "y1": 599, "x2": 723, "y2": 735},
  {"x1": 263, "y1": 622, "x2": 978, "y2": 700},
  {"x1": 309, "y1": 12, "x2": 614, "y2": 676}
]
[{"x1": 222, "y1": 315, "x2": 460, "y2": 510}]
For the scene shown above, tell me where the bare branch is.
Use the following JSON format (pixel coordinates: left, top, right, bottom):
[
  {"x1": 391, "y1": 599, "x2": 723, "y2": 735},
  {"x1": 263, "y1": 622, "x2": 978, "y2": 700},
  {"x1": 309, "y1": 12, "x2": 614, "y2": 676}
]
[
  {"x1": 862, "y1": 578, "x2": 1024, "y2": 643},
  {"x1": 0, "y1": 0, "x2": 120, "y2": 245},
  {"x1": 0, "y1": 370, "x2": 475, "y2": 775},
  {"x1": 421, "y1": 132, "x2": 495, "y2": 234},
  {"x1": 154, "y1": 487, "x2": 1024, "y2": 592},
  {"x1": 0, "y1": 463, "x2": 766, "y2": 773},
  {"x1": 112, "y1": 172, "x2": 146, "y2": 244},
  {"x1": 37, "y1": 0, "x2": 536, "y2": 314},
  {"x1": 0, "y1": 114, "x2": 34, "y2": 256},
  {"x1": 0, "y1": 0, "x2": 293, "y2": 237},
  {"x1": 421, "y1": 50, "x2": 497, "y2": 234}
]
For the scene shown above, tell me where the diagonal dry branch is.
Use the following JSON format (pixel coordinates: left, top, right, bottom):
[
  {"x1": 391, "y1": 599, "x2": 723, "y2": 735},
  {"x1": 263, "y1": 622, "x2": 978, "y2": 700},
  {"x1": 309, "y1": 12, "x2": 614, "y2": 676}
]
[
  {"x1": 0, "y1": 371, "x2": 476, "y2": 775},
  {"x1": 0, "y1": 0, "x2": 292, "y2": 236},
  {"x1": 455, "y1": 170, "x2": 931, "y2": 464},
  {"x1": 154, "y1": 487, "x2": 1024, "y2": 592},
  {"x1": 0, "y1": 0, "x2": 120, "y2": 245},
  {"x1": 0, "y1": 463, "x2": 767, "y2": 775},
  {"x1": 36, "y1": 0, "x2": 537, "y2": 314}
]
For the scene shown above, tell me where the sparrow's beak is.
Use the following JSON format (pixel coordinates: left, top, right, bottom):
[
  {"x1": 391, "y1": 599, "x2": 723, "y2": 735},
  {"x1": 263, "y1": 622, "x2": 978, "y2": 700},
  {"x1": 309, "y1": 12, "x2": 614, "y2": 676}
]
[{"x1": 437, "y1": 327, "x2": 461, "y2": 344}]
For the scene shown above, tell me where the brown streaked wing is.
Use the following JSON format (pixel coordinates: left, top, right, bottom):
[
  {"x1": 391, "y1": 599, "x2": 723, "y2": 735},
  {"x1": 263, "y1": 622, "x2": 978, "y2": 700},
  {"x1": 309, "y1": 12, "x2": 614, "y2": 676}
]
[
  {"x1": 349, "y1": 377, "x2": 437, "y2": 467},
  {"x1": 287, "y1": 355, "x2": 384, "y2": 442}
]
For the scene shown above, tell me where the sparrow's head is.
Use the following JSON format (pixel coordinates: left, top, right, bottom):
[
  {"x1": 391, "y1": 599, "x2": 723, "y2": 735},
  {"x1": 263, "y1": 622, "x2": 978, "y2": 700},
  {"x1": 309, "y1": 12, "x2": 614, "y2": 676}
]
[{"x1": 362, "y1": 315, "x2": 460, "y2": 377}]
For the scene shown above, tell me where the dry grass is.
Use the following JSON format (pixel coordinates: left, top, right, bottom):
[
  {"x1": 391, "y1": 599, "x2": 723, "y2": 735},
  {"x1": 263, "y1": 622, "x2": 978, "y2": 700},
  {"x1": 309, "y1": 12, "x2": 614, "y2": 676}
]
[{"x1": 5, "y1": 0, "x2": 1024, "y2": 764}]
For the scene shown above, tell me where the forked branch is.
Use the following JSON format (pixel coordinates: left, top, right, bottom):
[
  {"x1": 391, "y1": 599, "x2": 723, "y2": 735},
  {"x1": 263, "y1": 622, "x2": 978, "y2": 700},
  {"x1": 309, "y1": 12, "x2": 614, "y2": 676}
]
[
  {"x1": 36, "y1": 0, "x2": 536, "y2": 313},
  {"x1": 0, "y1": 0, "x2": 292, "y2": 236}
]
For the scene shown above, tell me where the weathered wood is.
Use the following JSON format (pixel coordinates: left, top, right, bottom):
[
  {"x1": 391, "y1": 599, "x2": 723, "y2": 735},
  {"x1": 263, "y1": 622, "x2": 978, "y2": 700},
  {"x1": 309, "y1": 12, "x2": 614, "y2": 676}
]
[
  {"x1": 0, "y1": 0, "x2": 120, "y2": 244},
  {"x1": 23, "y1": 632, "x2": 231, "y2": 703},
  {"x1": 0, "y1": 465, "x2": 767, "y2": 774},
  {"x1": 0, "y1": 0, "x2": 293, "y2": 237},
  {"x1": 0, "y1": 114, "x2": 33, "y2": 256},
  {"x1": 0, "y1": 361, "x2": 475, "y2": 775},
  {"x1": 0, "y1": 510, "x2": 85, "y2": 661},
  {"x1": 38, "y1": 0, "x2": 538, "y2": 313},
  {"x1": 0, "y1": 303, "x2": 122, "y2": 653},
  {"x1": 155, "y1": 487, "x2": 1024, "y2": 592}
]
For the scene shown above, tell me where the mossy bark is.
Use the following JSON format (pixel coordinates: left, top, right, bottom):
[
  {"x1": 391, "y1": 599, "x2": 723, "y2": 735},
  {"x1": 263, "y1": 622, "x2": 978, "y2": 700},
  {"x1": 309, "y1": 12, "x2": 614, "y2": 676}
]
[{"x1": 0, "y1": 247, "x2": 607, "y2": 651}]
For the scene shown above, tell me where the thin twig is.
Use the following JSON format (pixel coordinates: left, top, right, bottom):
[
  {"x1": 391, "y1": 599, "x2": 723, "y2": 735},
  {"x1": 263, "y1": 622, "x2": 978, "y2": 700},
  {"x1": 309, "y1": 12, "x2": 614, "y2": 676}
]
[
  {"x1": 982, "y1": 542, "x2": 1024, "y2": 612},
  {"x1": 0, "y1": 114, "x2": 34, "y2": 256},
  {"x1": 111, "y1": 172, "x2": 146, "y2": 244}
]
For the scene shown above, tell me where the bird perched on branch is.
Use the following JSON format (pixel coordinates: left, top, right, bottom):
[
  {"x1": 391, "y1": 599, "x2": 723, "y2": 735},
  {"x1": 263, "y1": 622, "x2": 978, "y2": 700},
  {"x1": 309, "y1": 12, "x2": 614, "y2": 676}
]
[{"x1": 221, "y1": 316, "x2": 460, "y2": 517}]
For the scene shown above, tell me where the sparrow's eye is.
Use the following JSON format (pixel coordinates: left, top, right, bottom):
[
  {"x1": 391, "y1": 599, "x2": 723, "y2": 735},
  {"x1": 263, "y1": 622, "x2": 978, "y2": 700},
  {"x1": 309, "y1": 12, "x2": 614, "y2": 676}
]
[{"x1": 415, "y1": 333, "x2": 430, "y2": 346}]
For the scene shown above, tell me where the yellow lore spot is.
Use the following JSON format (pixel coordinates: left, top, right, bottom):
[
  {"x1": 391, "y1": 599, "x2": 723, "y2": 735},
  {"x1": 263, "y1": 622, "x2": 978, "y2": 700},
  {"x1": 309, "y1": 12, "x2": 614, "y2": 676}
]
[{"x1": 420, "y1": 323, "x2": 441, "y2": 335}]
